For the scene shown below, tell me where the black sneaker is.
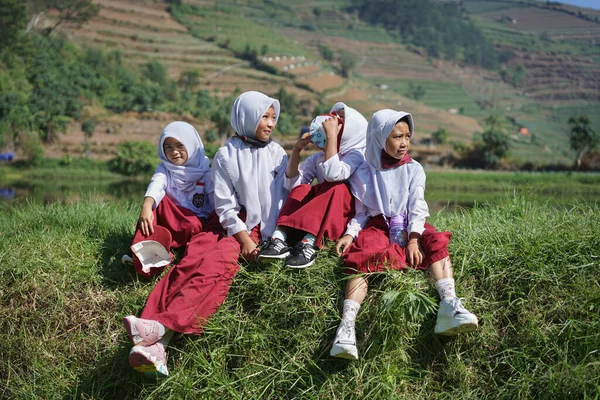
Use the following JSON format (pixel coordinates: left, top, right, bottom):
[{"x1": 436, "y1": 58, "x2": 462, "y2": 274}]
[
  {"x1": 285, "y1": 242, "x2": 318, "y2": 268},
  {"x1": 257, "y1": 238, "x2": 290, "y2": 260}
]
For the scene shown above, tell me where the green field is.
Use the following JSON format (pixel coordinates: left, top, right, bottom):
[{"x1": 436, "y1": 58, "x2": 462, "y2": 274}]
[{"x1": 1, "y1": 194, "x2": 598, "y2": 398}]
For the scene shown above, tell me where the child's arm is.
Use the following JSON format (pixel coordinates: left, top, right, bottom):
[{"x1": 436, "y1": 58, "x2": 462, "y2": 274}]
[
  {"x1": 212, "y1": 154, "x2": 248, "y2": 237},
  {"x1": 285, "y1": 132, "x2": 311, "y2": 179},
  {"x1": 406, "y1": 168, "x2": 429, "y2": 267},
  {"x1": 138, "y1": 196, "x2": 156, "y2": 236},
  {"x1": 284, "y1": 152, "x2": 319, "y2": 190},
  {"x1": 336, "y1": 199, "x2": 369, "y2": 255},
  {"x1": 323, "y1": 116, "x2": 342, "y2": 162},
  {"x1": 233, "y1": 230, "x2": 259, "y2": 261},
  {"x1": 321, "y1": 149, "x2": 364, "y2": 182}
]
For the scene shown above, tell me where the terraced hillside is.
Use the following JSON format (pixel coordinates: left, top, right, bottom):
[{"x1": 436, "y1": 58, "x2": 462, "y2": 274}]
[{"x1": 41, "y1": 0, "x2": 599, "y2": 167}]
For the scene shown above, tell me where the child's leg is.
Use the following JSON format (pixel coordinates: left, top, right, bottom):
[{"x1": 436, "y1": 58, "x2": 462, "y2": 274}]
[
  {"x1": 330, "y1": 276, "x2": 368, "y2": 360},
  {"x1": 429, "y1": 257, "x2": 478, "y2": 335}
]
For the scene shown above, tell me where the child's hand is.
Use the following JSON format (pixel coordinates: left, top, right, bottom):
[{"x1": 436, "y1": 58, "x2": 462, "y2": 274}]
[
  {"x1": 294, "y1": 132, "x2": 312, "y2": 152},
  {"x1": 335, "y1": 234, "x2": 354, "y2": 255},
  {"x1": 406, "y1": 239, "x2": 423, "y2": 267},
  {"x1": 138, "y1": 208, "x2": 154, "y2": 236},
  {"x1": 322, "y1": 116, "x2": 342, "y2": 139},
  {"x1": 240, "y1": 240, "x2": 259, "y2": 262}
]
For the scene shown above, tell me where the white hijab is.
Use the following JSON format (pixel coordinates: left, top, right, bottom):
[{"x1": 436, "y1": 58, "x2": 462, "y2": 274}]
[
  {"x1": 330, "y1": 102, "x2": 368, "y2": 156},
  {"x1": 158, "y1": 121, "x2": 211, "y2": 192},
  {"x1": 225, "y1": 91, "x2": 287, "y2": 238},
  {"x1": 231, "y1": 91, "x2": 281, "y2": 141},
  {"x1": 350, "y1": 109, "x2": 424, "y2": 217}
]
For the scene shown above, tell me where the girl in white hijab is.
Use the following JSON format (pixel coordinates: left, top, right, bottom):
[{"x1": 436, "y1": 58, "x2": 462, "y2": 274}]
[
  {"x1": 258, "y1": 102, "x2": 368, "y2": 269},
  {"x1": 211, "y1": 91, "x2": 289, "y2": 260},
  {"x1": 329, "y1": 109, "x2": 478, "y2": 360},
  {"x1": 123, "y1": 121, "x2": 214, "y2": 278}
]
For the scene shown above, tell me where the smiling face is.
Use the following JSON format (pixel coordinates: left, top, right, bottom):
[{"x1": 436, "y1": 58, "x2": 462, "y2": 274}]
[
  {"x1": 255, "y1": 106, "x2": 277, "y2": 142},
  {"x1": 384, "y1": 120, "x2": 411, "y2": 159},
  {"x1": 163, "y1": 137, "x2": 188, "y2": 165}
]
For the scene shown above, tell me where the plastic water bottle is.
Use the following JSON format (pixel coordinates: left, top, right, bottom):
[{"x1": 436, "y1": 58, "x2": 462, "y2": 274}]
[{"x1": 389, "y1": 213, "x2": 408, "y2": 247}]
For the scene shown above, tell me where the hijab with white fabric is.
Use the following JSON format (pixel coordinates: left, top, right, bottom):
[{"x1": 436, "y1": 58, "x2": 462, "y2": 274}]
[
  {"x1": 349, "y1": 109, "x2": 429, "y2": 234},
  {"x1": 329, "y1": 102, "x2": 367, "y2": 156},
  {"x1": 212, "y1": 91, "x2": 288, "y2": 238},
  {"x1": 158, "y1": 121, "x2": 211, "y2": 192}
]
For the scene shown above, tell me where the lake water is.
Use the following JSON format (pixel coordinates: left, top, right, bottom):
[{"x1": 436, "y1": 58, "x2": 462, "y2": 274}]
[{"x1": 2, "y1": 175, "x2": 598, "y2": 213}]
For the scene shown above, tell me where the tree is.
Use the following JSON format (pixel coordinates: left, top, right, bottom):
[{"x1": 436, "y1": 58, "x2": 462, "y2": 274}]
[
  {"x1": 432, "y1": 128, "x2": 449, "y2": 145},
  {"x1": 568, "y1": 115, "x2": 598, "y2": 170},
  {"x1": 338, "y1": 50, "x2": 356, "y2": 78},
  {"x1": 0, "y1": 0, "x2": 28, "y2": 52},
  {"x1": 43, "y1": 0, "x2": 100, "y2": 35},
  {"x1": 406, "y1": 83, "x2": 426, "y2": 101}
]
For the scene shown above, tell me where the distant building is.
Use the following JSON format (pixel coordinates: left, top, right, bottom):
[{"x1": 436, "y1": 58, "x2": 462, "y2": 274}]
[{"x1": 519, "y1": 127, "x2": 530, "y2": 136}]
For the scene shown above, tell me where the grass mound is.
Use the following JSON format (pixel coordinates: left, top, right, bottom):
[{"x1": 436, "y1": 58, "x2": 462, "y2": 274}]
[{"x1": 0, "y1": 195, "x2": 598, "y2": 398}]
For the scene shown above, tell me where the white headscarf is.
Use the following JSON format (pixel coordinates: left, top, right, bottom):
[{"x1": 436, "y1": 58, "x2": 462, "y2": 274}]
[
  {"x1": 349, "y1": 109, "x2": 424, "y2": 218},
  {"x1": 330, "y1": 102, "x2": 368, "y2": 156},
  {"x1": 231, "y1": 91, "x2": 281, "y2": 141},
  {"x1": 158, "y1": 121, "x2": 211, "y2": 192},
  {"x1": 216, "y1": 91, "x2": 288, "y2": 238}
]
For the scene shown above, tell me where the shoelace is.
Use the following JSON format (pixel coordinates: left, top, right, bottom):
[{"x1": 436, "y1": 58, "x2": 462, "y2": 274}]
[
  {"x1": 272, "y1": 240, "x2": 286, "y2": 252},
  {"x1": 291, "y1": 242, "x2": 315, "y2": 258},
  {"x1": 449, "y1": 297, "x2": 468, "y2": 315},
  {"x1": 336, "y1": 320, "x2": 356, "y2": 343}
]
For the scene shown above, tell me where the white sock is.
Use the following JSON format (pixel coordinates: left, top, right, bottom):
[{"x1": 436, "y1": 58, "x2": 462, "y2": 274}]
[
  {"x1": 272, "y1": 228, "x2": 287, "y2": 242},
  {"x1": 302, "y1": 233, "x2": 316, "y2": 246},
  {"x1": 341, "y1": 299, "x2": 361, "y2": 324},
  {"x1": 435, "y1": 278, "x2": 456, "y2": 302}
]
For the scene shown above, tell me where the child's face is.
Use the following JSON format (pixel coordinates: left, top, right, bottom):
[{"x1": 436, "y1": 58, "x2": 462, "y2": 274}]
[
  {"x1": 163, "y1": 137, "x2": 188, "y2": 165},
  {"x1": 255, "y1": 106, "x2": 277, "y2": 142},
  {"x1": 384, "y1": 121, "x2": 411, "y2": 159}
]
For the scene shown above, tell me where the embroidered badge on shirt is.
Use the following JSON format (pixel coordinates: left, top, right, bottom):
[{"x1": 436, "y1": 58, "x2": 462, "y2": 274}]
[{"x1": 192, "y1": 193, "x2": 205, "y2": 208}]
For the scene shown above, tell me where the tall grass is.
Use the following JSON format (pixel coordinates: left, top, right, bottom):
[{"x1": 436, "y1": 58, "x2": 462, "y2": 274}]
[{"x1": 0, "y1": 194, "x2": 599, "y2": 399}]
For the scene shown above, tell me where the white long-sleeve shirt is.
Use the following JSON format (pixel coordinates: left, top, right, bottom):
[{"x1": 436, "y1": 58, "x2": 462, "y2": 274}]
[
  {"x1": 345, "y1": 160, "x2": 429, "y2": 238},
  {"x1": 145, "y1": 163, "x2": 214, "y2": 218},
  {"x1": 212, "y1": 137, "x2": 288, "y2": 238},
  {"x1": 284, "y1": 149, "x2": 365, "y2": 190}
]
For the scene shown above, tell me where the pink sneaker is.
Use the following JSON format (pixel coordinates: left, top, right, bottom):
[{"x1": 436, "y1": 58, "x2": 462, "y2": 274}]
[
  {"x1": 129, "y1": 343, "x2": 169, "y2": 377},
  {"x1": 123, "y1": 315, "x2": 164, "y2": 346}
]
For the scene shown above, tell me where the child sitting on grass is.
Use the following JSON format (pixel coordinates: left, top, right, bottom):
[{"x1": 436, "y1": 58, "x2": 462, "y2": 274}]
[
  {"x1": 331, "y1": 109, "x2": 478, "y2": 360},
  {"x1": 258, "y1": 102, "x2": 368, "y2": 268},
  {"x1": 121, "y1": 121, "x2": 214, "y2": 278},
  {"x1": 122, "y1": 91, "x2": 288, "y2": 377}
]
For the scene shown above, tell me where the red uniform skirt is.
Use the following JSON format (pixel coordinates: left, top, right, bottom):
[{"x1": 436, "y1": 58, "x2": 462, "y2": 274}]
[
  {"x1": 342, "y1": 215, "x2": 451, "y2": 275},
  {"x1": 130, "y1": 196, "x2": 204, "y2": 277},
  {"x1": 276, "y1": 181, "x2": 355, "y2": 247},
  {"x1": 140, "y1": 216, "x2": 261, "y2": 335}
]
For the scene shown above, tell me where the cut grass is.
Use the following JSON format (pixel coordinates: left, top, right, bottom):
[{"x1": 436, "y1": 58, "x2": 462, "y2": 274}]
[{"x1": 0, "y1": 193, "x2": 599, "y2": 398}]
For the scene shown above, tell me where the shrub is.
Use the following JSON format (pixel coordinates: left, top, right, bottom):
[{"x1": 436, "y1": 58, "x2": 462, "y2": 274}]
[
  {"x1": 81, "y1": 119, "x2": 96, "y2": 138},
  {"x1": 109, "y1": 141, "x2": 156, "y2": 176}
]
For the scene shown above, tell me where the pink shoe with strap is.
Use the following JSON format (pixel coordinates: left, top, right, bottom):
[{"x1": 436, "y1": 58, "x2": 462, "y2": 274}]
[{"x1": 123, "y1": 315, "x2": 164, "y2": 346}]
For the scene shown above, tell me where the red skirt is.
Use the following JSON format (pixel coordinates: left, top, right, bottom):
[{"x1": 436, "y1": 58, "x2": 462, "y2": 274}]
[
  {"x1": 130, "y1": 196, "x2": 204, "y2": 278},
  {"x1": 342, "y1": 215, "x2": 451, "y2": 274},
  {"x1": 276, "y1": 181, "x2": 355, "y2": 247},
  {"x1": 140, "y1": 217, "x2": 261, "y2": 334}
]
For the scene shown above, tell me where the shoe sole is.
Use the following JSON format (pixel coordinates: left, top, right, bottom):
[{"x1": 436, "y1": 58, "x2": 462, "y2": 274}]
[
  {"x1": 129, "y1": 349, "x2": 169, "y2": 377},
  {"x1": 330, "y1": 343, "x2": 359, "y2": 360},
  {"x1": 257, "y1": 252, "x2": 290, "y2": 260},
  {"x1": 435, "y1": 321, "x2": 478, "y2": 336},
  {"x1": 286, "y1": 258, "x2": 316, "y2": 269}
]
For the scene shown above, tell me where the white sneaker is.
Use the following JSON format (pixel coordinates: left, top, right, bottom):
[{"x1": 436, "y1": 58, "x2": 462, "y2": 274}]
[
  {"x1": 121, "y1": 254, "x2": 134, "y2": 266},
  {"x1": 330, "y1": 320, "x2": 359, "y2": 360},
  {"x1": 434, "y1": 297, "x2": 478, "y2": 335}
]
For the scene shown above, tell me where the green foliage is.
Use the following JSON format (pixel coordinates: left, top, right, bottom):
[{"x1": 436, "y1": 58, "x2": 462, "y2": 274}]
[
  {"x1": 338, "y1": 50, "x2": 356, "y2": 78},
  {"x1": 204, "y1": 128, "x2": 219, "y2": 143},
  {"x1": 109, "y1": 141, "x2": 156, "y2": 176},
  {"x1": 318, "y1": 42, "x2": 334, "y2": 61},
  {"x1": 406, "y1": 82, "x2": 426, "y2": 101},
  {"x1": 18, "y1": 131, "x2": 44, "y2": 166},
  {"x1": 81, "y1": 119, "x2": 96, "y2": 138},
  {"x1": 142, "y1": 61, "x2": 167, "y2": 86},
  {"x1": 1, "y1": 196, "x2": 599, "y2": 398},
  {"x1": 568, "y1": 115, "x2": 598, "y2": 169},
  {"x1": 478, "y1": 128, "x2": 511, "y2": 168},
  {"x1": 0, "y1": 0, "x2": 28, "y2": 52},
  {"x1": 432, "y1": 127, "x2": 449, "y2": 145},
  {"x1": 43, "y1": 0, "x2": 100, "y2": 35},
  {"x1": 350, "y1": 0, "x2": 499, "y2": 68}
]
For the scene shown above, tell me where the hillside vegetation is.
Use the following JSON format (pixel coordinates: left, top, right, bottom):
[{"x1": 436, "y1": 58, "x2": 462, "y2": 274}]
[{"x1": 1, "y1": 0, "x2": 598, "y2": 169}]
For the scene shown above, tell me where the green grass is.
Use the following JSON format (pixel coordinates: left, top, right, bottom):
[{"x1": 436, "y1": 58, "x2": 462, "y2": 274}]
[{"x1": 1, "y1": 194, "x2": 599, "y2": 398}]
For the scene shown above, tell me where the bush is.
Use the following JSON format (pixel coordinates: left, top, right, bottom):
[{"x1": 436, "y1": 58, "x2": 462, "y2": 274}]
[
  {"x1": 81, "y1": 119, "x2": 96, "y2": 138},
  {"x1": 109, "y1": 141, "x2": 156, "y2": 176}
]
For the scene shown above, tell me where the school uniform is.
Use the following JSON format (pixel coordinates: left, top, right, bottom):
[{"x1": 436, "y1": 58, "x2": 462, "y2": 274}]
[
  {"x1": 130, "y1": 122, "x2": 214, "y2": 278},
  {"x1": 342, "y1": 110, "x2": 451, "y2": 273},
  {"x1": 276, "y1": 103, "x2": 368, "y2": 247}
]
